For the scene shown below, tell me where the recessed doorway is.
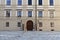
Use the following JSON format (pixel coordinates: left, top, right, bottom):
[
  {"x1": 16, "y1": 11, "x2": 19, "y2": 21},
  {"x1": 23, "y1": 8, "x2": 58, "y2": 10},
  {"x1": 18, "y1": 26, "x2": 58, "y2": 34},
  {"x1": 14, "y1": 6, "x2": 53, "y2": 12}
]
[{"x1": 26, "y1": 20, "x2": 33, "y2": 31}]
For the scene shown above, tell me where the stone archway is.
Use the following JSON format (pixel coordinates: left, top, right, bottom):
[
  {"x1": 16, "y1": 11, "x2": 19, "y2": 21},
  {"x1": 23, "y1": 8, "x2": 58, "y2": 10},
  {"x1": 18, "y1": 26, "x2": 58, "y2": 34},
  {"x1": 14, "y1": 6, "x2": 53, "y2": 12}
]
[{"x1": 26, "y1": 20, "x2": 33, "y2": 31}]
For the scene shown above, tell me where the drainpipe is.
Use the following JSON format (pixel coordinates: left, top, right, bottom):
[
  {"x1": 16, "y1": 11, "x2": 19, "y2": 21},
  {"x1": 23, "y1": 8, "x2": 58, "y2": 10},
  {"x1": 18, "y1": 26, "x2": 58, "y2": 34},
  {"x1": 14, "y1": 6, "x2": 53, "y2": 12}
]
[
  {"x1": 35, "y1": 0, "x2": 37, "y2": 31},
  {"x1": 21, "y1": 20, "x2": 22, "y2": 31}
]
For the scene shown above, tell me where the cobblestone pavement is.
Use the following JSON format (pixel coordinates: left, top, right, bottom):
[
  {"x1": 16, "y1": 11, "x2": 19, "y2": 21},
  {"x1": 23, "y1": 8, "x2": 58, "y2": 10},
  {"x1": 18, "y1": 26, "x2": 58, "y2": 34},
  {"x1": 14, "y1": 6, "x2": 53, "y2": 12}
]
[{"x1": 0, "y1": 31, "x2": 60, "y2": 40}]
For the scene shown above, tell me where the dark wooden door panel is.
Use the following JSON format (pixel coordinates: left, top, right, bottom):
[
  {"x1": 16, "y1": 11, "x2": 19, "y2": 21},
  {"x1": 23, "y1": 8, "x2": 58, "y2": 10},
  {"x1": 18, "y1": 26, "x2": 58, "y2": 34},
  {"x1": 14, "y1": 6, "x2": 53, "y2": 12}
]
[{"x1": 27, "y1": 21, "x2": 33, "y2": 31}]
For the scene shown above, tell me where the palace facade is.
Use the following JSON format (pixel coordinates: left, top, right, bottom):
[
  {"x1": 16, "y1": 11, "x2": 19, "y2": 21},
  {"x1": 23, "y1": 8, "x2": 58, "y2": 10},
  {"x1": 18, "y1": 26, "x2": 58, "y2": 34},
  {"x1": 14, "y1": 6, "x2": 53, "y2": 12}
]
[{"x1": 0, "y1": 0, "x2": 60, "y2": 31}]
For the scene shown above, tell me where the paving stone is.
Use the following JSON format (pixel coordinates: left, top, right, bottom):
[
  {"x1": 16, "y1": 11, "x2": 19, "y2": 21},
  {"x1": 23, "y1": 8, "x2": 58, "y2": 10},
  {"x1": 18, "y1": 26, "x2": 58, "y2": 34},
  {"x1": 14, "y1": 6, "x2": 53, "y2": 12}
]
[{"x1": 0, "y1": 31, "x2": 60, "y2": 40}]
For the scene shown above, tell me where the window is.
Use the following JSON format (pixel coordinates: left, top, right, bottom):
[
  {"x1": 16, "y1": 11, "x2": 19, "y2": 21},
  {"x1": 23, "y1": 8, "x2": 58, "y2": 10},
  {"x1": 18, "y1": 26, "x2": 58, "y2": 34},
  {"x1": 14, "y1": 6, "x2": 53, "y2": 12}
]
[
  {"x1": 38, "y1": 11, "x2": 43, "y2": 17},
  {"x1": 38, "y1": 0, "x2": 42, "y2": 5},
  {"x1": 50, "y1": 11, "x2": 54, "y2": 18},
  {"x1": 28, "y1": 0, "x2": 32, "y2": 5},
  {"x1": 18, "y1": 0, "x2": 22, "y2": 5},
  {"x1": 18, "y1": 22, "x2": 21, "y2": 27},
  {"x1": 6, "y1": 10, "x2": 10, "y2": 17},
  {"x1": 0, "y1": 0, "x2": 1, "y2": 4},
  {"x1": 39, "y1": 29, "x2": 42, "y2": 31},
  {"x1": 6, "y1": 22, "x2": 9, "y2": 27},
  {"x1": 28, "y1": 11, "x2": 32, "y2": 17},
  {"x1": 6, "y1": 0, "x2": 11, "y2": 5},
  {"x1": 39, "y1": 22, "x2": 42, "y2": 27},
  {"x1": 17, "y1": 11, "x2": 21, "y2": 17},
  {"x1": 51, "y1": 29, "x2": 54, "y2": 31},
  {"x1": 50, "y1": 22, "x2": 54, "y2": 27},
  {"x1": 50, "y1": 0, "x2": 54, "y2": 6}
]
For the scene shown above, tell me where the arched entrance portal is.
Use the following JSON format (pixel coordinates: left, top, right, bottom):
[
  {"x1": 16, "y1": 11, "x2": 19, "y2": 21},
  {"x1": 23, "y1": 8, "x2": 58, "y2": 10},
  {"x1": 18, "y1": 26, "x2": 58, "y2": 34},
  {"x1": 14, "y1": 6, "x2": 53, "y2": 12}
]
[{"x1": 26, "y1": 20, "x2": 33, "y2": 31}]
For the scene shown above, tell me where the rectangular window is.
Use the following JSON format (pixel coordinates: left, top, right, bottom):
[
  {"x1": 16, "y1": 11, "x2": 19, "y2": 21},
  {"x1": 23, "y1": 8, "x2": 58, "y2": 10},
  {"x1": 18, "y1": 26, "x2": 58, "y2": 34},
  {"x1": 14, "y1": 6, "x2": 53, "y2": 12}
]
[
  {"x1": 51, "y1": 29, "x2": 54, "y2": 31},
  {"x1": 50, "y1": 22, "x2": 54, "y2": 27},
  {"x1": 6, "y1": 0, "x2": 11, "y2": 5},
  {"x1": 38, "y1": 11, "x2": 43, "y2": 17},
  {"x1": 50, "y1": 11, "x2": 54, "y2": 18},
  {"x1": 50, "y1": 0, "x2": 54, "y2": 6},
  {"x1": 17, "y1": 11, "x2": 21, "y2": 17},
  {"x1": 39, "y1": 29, "x2": 42, "y2": 31},
  {"x1": 6, "y1": 10, "x2": 10, "y2": 17},
  {"x1": 18, "y1": 22, "x2": 21, "y2": 27},
  {"x1": 38, "y1": 0, "x2": 42, "y2": 5},
  {"x1": 28, "y1": 0, "x2": 32, "y2": 5},
  {"x1": 39, "y1": 22, "x2": 42, "y2": 27},
  {"x1": 28, "y1": 11, "x2": 32, "y2": 17},
  {"x1": 0, "y1": 0, "x2": 1, "y2": 4},
  {"x1": 18, "y1": 0, "x2": 22, "y2": 5},
  {"x1": 6, "y1": 22, "x2": 9, "y2": 27}
]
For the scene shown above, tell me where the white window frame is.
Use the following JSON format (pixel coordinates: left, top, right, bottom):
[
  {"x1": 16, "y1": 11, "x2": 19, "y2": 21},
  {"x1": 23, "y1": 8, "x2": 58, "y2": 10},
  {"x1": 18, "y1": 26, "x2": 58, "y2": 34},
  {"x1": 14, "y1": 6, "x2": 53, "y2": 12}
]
[
  {"x1": 16, "y1": 0, "x2": 23, "y2": 6},
  {"x1": 37, "y1": 11, "x2": 44, "y2": 17},
  {"x1": 37, "y1": 0, "x2": 44, "y2": 6},
  {"x1": 48, "y1": 11, "x2": 55, "y2": 18},
  {"x1": 27, "y1": 10, "x2": 33, "y2": 17},
  {"x1": 4, "y1": 10, "x2": 11, "y2": 17},
  {"x1": 16, "y1": 10, "x2": 22, "y2": 17},
  {"x1": 28, "y1": 0, "x2": 33, "y2": 5},
  {"x1": 48, "y1": 0, "x2": 55, "y2": 7},
  {"x1": 5, "y1": 0, "x2": 12, "y2": 6}
]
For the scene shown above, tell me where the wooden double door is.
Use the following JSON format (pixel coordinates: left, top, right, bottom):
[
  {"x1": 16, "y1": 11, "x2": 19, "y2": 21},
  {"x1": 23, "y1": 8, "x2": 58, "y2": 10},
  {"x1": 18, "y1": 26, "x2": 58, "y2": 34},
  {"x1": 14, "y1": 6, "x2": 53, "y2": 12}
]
[{"x1": 26, "y1": 20, "x2": 33, "y2": 31}]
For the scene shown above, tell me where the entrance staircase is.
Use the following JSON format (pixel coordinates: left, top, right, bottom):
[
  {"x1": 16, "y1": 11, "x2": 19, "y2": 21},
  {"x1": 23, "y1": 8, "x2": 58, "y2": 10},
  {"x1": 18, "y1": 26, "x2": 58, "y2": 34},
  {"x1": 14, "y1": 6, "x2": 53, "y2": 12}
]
[{"x1": 0, "y1": 31, "x2": 60, "y2": 40}]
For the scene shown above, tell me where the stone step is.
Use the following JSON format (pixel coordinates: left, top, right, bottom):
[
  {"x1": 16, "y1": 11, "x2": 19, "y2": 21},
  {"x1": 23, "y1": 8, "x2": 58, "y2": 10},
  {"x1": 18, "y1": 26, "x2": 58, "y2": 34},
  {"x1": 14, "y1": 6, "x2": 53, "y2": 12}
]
[{"x1": 0, "y1": 31, "x2": 60, "y2": 40}]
